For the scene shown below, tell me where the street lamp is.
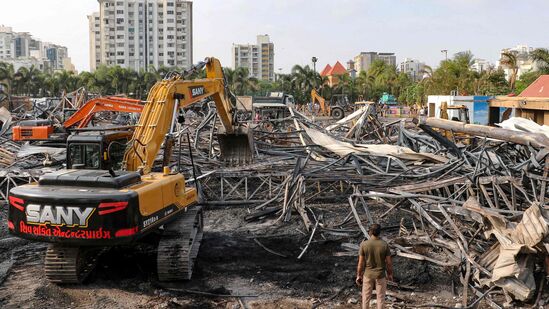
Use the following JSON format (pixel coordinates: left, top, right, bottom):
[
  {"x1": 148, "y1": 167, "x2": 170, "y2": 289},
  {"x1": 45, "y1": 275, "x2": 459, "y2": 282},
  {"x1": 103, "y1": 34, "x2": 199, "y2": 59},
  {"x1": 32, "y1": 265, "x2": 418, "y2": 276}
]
[
  {"x1": 441, "y1": 49, "x2": 448, "y2": 61},
  {"x1": 311, "y1": 56, "x2": 318, "y2": 72}
]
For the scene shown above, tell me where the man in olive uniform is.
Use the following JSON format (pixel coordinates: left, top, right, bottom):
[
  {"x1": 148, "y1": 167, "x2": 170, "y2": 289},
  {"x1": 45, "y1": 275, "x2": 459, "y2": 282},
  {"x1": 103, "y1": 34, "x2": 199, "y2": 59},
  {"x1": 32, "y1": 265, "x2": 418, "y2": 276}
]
[{"x1": 356, "y1": 224, "x2": 393, "y2": 309}]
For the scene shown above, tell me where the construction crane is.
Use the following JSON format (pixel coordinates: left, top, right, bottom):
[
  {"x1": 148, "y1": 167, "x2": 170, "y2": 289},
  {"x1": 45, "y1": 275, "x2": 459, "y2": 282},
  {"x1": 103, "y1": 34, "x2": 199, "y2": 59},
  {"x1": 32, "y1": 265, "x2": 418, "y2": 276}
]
[
  {"x1": 310, "y1": 89, "x2": 346, "y2": 119},
  {"x1": 12, "y1": 97, "x2": 144, "y2": 142},
  {"x1": 8, "y1": 57, "x2": 253, "y2": 283}
]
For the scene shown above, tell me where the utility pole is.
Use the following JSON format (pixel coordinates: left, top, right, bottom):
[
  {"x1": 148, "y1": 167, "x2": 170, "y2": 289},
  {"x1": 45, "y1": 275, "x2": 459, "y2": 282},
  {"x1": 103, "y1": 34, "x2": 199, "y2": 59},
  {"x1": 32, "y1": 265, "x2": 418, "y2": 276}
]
[{"x1": 441, "y1": 49, "x2": 448, "y2": 61}]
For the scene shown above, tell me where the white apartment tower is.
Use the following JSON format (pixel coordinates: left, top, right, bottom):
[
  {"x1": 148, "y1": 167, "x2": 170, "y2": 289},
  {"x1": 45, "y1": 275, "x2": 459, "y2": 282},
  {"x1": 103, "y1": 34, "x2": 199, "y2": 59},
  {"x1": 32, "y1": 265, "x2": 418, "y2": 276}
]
[
  {"x1": 354, "y1": 52, "x2": 396, "y2": 73},
  {"x1": 232, "y1": 35, "x2": 275, "y2": 82},
  {"x1": 399, "y1": 58, "x2": 425, "y2": 81},
  {"x1": 0, "y1": 25, "x2": 74, "y2": 72},
  {"x1": 89, "y1": 0, "x2": 193, "y2": 72}
]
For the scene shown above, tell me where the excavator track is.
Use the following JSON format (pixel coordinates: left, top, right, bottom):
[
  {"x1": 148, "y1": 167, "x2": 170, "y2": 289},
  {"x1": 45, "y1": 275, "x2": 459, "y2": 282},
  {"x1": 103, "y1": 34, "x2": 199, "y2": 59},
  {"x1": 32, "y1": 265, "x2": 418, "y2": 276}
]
[
  {"x1": 44, "y1": 244, "x2": 102, "y2": 284},
  {"x1": 157, "y1": 206, "x2": 203, "y2": 281}
]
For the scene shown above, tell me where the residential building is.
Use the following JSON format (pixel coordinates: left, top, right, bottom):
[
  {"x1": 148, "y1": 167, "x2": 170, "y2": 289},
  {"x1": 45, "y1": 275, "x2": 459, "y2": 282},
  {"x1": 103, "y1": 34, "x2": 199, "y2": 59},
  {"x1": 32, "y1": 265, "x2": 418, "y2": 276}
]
[
  {"x1": 471, "y1": 59, "x2": 493, "y2": 73},
  {"x1": 0, "y1": 25, "x2": 74, "y2": 72},
  {"x1": 399, "y1": 58, "x2": 425, "y2": 81},
  {"x1": 319, "y1": 61, "x2": 348, "y2": 87},
  {"x1": 497, "y1": 45, "x2": 539, "y2": 81},
  {"x1": 232, "y1": 34, "x2": 274, "y2": 81},
  {"x1": 353, "y1": 52, "x2": 396, "y2": 72},
  {"x1": 89, "y1": 0, "x2": 193, "y2": 72}
]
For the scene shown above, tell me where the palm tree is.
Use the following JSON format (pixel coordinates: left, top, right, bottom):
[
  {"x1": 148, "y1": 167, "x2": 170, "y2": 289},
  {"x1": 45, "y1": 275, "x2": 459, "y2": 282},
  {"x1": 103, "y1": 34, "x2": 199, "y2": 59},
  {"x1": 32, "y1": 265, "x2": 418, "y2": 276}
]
[
  {"x1": 0, "y1": 62, "x2": 15, "y2": 107},
  {"x1": 291, "y1": 64, "x2": 320, "y2": 103},
  {"x1": 500, "y1": 51, "x2": 519, "y2": 92},
  {"x1": 531, "y1": 48, "x2": 549, "y2": 74}
]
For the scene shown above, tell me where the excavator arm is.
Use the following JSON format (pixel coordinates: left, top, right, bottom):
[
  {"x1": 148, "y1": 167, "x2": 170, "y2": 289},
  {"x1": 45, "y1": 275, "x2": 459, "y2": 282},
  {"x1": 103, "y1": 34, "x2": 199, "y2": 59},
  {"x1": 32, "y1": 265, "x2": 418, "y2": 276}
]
[
  {"x1": 123, "y1": 57, "x2": 252, "y2": 173},
  {"x1": 63, "y1": 97, "x2": 144, "y2": 129},
  {"x1": 311, "y1": 89, "x2": 329, "y2": 116}
]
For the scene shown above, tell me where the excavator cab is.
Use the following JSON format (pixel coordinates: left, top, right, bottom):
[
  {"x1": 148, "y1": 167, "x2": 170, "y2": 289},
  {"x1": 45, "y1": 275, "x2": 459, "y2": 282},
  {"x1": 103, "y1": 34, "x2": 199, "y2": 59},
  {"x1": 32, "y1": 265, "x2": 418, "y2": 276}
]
[{"x1": 67, "y1": 130, "x2": 132, "y2": 170}]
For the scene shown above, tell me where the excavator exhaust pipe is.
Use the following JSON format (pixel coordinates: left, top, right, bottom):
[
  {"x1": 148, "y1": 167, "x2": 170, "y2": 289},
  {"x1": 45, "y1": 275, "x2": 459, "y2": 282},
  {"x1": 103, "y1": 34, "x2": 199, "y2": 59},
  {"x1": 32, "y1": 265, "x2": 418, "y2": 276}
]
[{"x1": 217, "y1": 126, "x2": 254, "y2": 165}]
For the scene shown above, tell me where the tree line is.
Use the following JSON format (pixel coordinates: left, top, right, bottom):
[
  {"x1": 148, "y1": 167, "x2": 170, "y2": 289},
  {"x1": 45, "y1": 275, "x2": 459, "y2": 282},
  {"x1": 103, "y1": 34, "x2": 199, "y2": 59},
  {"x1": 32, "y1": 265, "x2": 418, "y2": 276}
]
[{"x1": 1, "y1": 48, "x2": 549, "y2": 106}]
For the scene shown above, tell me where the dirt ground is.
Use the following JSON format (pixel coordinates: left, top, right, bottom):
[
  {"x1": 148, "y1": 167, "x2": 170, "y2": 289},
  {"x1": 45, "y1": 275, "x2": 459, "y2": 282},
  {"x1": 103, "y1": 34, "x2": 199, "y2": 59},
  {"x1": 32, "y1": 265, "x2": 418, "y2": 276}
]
[{"x1": 0, "y1": 204, "x2": 482, "y2": 309}]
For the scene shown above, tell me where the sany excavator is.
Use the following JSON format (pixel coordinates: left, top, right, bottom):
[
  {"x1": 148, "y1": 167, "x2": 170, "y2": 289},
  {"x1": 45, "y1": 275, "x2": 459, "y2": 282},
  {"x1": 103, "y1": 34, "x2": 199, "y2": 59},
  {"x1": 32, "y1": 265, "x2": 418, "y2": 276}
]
[
  {"x1": 12, "y1": 96, "x2": 144, "y2": 142},
  {"x1": 310, "y1": 89, "x2": 346, "y2": 119},
  {"x1": 8, "y1": 57, "x2": 253, "y2": 283}
]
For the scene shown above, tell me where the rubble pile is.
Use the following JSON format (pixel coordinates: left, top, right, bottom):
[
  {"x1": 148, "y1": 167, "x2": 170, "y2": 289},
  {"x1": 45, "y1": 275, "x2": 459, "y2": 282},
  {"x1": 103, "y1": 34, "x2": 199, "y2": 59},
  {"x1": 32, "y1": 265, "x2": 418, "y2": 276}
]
[{"x1": 3, "y1": 98, "x2": 549, "y2": 307}]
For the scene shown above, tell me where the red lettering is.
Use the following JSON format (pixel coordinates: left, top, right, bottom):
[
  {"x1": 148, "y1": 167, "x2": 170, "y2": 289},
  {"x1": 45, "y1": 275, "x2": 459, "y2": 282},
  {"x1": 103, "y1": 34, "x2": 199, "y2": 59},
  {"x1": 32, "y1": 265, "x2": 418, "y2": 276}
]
[{"x1": 18, "y1": 222, "x2": 111, "y2": 239}]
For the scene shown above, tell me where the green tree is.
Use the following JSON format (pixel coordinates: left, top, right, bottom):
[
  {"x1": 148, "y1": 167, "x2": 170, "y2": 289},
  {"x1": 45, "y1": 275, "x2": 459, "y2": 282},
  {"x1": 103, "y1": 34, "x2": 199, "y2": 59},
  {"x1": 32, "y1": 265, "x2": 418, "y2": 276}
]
[
  {"x1": 515, "y1": 70, "x2": 542, "y2": 94},
  {"x1": 500, "y1": 51, "x2": 519, "y2": 92},
  {"x1": 531, "y1": 48, "x2": 549, "y2": 74},
  {"x1": 0, "y1": 62, "x2": 15, "y2": 104}
]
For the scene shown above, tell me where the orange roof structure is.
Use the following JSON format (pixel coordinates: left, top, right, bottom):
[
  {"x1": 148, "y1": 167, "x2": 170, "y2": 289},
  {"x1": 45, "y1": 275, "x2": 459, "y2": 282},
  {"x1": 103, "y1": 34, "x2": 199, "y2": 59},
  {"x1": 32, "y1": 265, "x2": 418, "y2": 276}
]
[
  {"x1": 519, "y1": 75, "x2": 549, "y2": 97},
  {"x1": 320, "y1": 64, "x2": 332, "y2": 77},
  {"x1": 327, "y1": 61, "x2": 347, "y2": 76}
]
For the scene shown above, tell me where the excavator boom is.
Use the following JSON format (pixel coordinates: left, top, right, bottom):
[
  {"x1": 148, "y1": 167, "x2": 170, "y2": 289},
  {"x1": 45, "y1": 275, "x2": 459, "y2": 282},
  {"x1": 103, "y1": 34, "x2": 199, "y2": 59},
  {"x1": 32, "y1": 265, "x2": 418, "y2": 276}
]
[
  {"x1": 63, "y1": 96, "x2": 143, "y2": 129},
  {"x1": 124, "y1": 57, "x2": 253, "y2": 173}
]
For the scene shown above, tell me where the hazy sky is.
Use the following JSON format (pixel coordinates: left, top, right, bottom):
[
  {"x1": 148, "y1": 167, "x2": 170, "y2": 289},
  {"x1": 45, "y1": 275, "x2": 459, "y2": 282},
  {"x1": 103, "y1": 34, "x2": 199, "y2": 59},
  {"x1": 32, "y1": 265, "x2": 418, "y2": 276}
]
[{"x1": 0, "y1": 0, "x2": 547, "y2": 73}]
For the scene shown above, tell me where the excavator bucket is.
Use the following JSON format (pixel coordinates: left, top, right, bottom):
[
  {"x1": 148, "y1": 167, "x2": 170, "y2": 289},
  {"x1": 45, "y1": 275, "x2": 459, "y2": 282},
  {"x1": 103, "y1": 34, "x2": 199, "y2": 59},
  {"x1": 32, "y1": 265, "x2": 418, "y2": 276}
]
[{"x1": 217, "y1": 127, "x2": 254, "y2": 164}]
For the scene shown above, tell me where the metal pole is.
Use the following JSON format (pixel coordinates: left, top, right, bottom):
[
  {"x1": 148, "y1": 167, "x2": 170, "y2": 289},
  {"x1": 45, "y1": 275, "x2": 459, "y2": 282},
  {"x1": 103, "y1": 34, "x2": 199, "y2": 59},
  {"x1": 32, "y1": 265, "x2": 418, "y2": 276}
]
[{"x1": 186, "y1": 132, "x2": 199, "y2": 193}]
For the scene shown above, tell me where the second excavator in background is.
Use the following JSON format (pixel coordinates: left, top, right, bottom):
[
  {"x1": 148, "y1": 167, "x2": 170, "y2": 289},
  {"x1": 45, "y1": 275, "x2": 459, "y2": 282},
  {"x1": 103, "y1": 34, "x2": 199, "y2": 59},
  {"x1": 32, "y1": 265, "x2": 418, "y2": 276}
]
[
  {"x1": 12, "y1": 96, "x2": 144, "y2": 142},
  {"x1": 8, "y1": 57, "x2": 253, "y2": 283},
  {"x1": 310, "y1": 89, "x2": 348, "y2": 119}
]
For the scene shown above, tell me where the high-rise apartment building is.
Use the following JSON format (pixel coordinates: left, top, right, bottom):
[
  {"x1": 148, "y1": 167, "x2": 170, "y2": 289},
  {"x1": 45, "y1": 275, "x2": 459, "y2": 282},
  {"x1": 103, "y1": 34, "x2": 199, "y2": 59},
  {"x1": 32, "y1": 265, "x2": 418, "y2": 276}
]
[
  {"x1": 399, "y1": 58, "x2": 425, "y2": 81},
  {"x1": 232, "y1": 35, "x2": 274, "y2": 81},
  {"x1": 89, "y1": 0, "x2": 193, "y2": 72},
  {"x1": 471, "y1": 59, "x2": 493, "y2": 73},
  {"x1": 0, "y1": 25, "x2": 74, "y2": 72},
  {"x1": 497, "y1": 44, "x2": 539, "y2": 81},
  {"x1": 353, "y1": 52, "x2": 396, "y2": 72}
]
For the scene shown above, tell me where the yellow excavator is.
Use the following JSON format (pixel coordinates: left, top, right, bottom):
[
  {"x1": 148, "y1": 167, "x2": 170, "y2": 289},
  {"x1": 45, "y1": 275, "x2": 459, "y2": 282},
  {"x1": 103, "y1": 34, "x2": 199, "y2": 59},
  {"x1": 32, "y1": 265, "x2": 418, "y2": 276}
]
[
  {"x1": 310, "y1": 89, "x2": 346, "y2": 119},
  {"x1": 8, "y1": 57, "x2": 253, "y2": 283}
]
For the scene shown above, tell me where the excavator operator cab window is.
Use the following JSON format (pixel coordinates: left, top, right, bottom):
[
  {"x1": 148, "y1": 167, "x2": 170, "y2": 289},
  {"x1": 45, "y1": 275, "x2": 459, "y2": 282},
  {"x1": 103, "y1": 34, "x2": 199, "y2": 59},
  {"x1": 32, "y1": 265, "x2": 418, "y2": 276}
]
[
  {"x1": 68, "y1": 143, "x2": 101, "y2": 169},
  {"x1": 107, "y1": 140, "x2": 127, "y2": 170}
]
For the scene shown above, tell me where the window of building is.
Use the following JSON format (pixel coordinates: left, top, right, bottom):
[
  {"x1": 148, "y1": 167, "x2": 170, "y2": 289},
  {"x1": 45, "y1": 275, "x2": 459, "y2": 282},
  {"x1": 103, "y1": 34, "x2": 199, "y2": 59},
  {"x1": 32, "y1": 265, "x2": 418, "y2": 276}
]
[
  {"x1": 116, "y1": 10, "x2": 124, "y2": 14},
  {"x1": 159, "y1": 53, "x2": 163, "y2": 56},
  {"x1": 117, "y1": 59, "x2": 125, "y2": 64},
  {"x1": 116, "y1": 1, "x2": 123, "y2": 6},
  {"x1": 117, "y1": 35, "x2": 124, "y2": 39},
  {"x1": 167, "y1": 27, "x2": 174, "y2": 31},
  {"x1": 167, "y1": 35, "x2": 174, "y2": 39},
  {"x1": 167, "y1": 18, "x2": 174, "y2": 23},
  {"x1": 117, "y1": 43, "x2": 124, "y2": 47},
  {"x1": 129, "y1": 53, "x2": 134, "y2": 57},
  {"x1": 116, "y1": 26, "x2": 124, "y2": 30},
  {"x1": 167, "y1": 10, "x2": 174, "y2": 14},
  {"x1": 167, "y1": 2, "x2": 174, "y2": 6},
  {"x1": 167, "y1": 43, "x2": 174, "y2": 47},
  {"x1": 117, "y1": 51, "x2": 124, "y2": 56},
  {"x1": 116, "y1": 18, "x2": 124, "y2": 24}
]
